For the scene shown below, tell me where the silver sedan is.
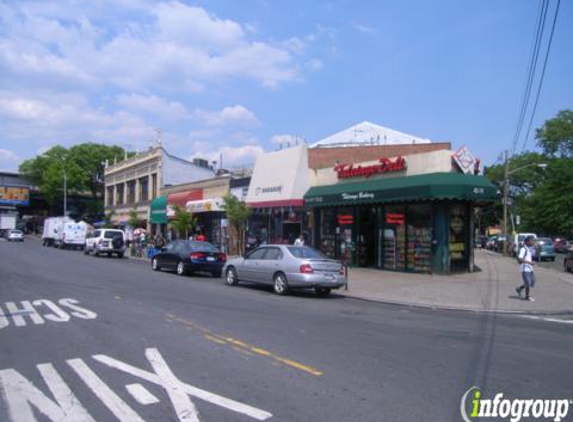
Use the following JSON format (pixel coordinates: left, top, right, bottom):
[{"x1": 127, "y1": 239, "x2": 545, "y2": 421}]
[{"x1": 223, "y1": 245, "x2": 346, "y2": 297}]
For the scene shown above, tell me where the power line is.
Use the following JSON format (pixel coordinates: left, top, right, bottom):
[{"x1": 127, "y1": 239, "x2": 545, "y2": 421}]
[
  {"x1": 521, "y1": 0, "x2": 561, "y2": 152},
  {"x1": 510, "y1": 0, "x2": 549, "y2": 155}
]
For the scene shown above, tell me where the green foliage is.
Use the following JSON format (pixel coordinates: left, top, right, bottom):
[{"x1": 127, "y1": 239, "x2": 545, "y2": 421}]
[
  {"x1": 128, "y1": 209, "x2": 142, "y2": 229},
  {"x1": 104, "y1": 209, "x2": 116, "y2": 228},
  {"x1": 19, "y1": 143, "x2": 127, "y2": 211},
  {"x1": 170, "y1": 205, "x2": 196, "y2": 239},
  {"x1": 222, "y1": 194, "x2": 250, "y2": 254},
  {"x1": 536, "y1": 110, "x2": 573, "y2": 157}
]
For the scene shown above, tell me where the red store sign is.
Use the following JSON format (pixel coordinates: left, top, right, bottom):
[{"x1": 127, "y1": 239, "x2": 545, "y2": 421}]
[{"x1": 334, "y1": 157, "x2": 406, "y2": 179}]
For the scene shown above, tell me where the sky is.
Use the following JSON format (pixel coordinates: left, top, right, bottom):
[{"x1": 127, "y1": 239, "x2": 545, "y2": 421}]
[{"x1": 0, "y1": 0, "x2": 571, "y2": 172}]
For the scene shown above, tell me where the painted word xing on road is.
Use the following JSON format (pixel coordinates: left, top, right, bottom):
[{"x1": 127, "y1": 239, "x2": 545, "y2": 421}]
[
  {"x1": 0, "y1": 347, "x2": 273, "y2": 422},
  {"x1": 0, "y1": 298, "x2": 97, "y2": 329}
]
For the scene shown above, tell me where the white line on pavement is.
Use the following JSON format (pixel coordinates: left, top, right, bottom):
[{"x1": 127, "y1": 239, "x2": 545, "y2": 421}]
[
  {"x1": 520, "y1": 315, "x2": 573, "y2": 325},
  {"x1": 126, "y1": 383, "x2": 160, "y2": 405}
]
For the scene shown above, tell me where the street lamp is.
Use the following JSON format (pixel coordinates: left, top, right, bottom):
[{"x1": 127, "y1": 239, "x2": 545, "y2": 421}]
[
  {"x1": 63, "y1": 167, "x2": 67, "y2": 217},
  {"x1": 502, "y1": 161, "x2": 547, "y2": 255}
]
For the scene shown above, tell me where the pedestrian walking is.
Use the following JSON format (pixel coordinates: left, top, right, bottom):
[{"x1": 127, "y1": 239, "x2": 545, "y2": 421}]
[
  {"x1": 516, "y1": 235, "x2": 536, "y2": 302},
  {"x1": 294, "y1": 234, "x2": 305, "y2": 247}
]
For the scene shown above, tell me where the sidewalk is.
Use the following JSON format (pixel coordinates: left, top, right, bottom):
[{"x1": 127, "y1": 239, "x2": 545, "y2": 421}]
[{"x1": 338, "y1": 250, "x2": 573, "y2": 314}]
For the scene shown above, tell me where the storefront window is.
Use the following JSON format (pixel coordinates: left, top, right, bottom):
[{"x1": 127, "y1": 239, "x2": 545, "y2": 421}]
[
  {"x1": 320, "y1": 208, "x2": 337, "y2": 258},
  {"x1": 338, "y1": 208, "x2": 354, "y2": 264},
  {"x1": 450, "y1": 204, "x2": 468, "y2": 271},
  {"x1": 406, "y1": 204, "x2": 432, "y2": 273},
  {"x1": 358, "y1": 207, "x2": 376, "y2": 267},
  {"x1": 383, "y1": 205, "x2": 406, "y2": 270}
]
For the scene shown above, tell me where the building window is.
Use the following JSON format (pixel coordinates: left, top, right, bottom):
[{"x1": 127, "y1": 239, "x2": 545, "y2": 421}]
[
  {"x1": 383, "y1": 205, "x2": 406, "y2": 270},
  {"x1": 116, "y1": 184, "x2": 124, "y2": 205},
  {"x1": 139, "y1": 176, "x2": 149, "y2": 202},
  {"x1": 151, "y1": 173, "x2": 157, "y2": 199},
  {"x1": 406, "y1": 204, "x2": 432, "y2": 273},
  {"x1": 106, "y1": 186, "x2": 115, "y2": 206},
  {"x1": 319, "y1": 208, "x2": 337, "y2": 258},
  {"x1": 127, "y1": 180, "x2": 136, "y2": 204}
]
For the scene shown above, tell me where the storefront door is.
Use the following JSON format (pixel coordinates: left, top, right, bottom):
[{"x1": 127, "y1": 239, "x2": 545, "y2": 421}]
[{"x1": 357, "y1": 207, "x2": 377, "y2": 267}]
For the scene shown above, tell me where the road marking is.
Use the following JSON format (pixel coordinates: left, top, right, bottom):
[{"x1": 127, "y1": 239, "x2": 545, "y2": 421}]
[
  {"x1": 520, "y1": 315, "x2": 573, "y2": 325},
  {"x1": 166, "y1": 314, "x2": 324, "y2": 376},
  {"x1": 126, "y1": 383, "x2": 160, "y2": 405},
  {"x1": 68, "y1": 358, "x2": 146, "y2": 422},
  {"x1": 93, "y1": 348, "x2": 273, "y2": 421},
  {"x1": 0, "y1": 363, "x2": 96, "y2": 422},
  {"x1": 0, "y1": 298, "x2": 96, "y2": 329}
]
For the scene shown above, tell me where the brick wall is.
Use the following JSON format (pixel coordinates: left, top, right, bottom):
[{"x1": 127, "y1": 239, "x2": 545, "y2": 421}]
[{"x1": 308, "y1": 142, "x2": 452, "y2": 169}]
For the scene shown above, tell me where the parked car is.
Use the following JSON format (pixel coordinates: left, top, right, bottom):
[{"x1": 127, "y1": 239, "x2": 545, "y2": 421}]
[
  {"x1": 534, "y1": 237, "x2": 555, "y2": 262},
  {"x1": 486, "y1": 236, "x2": 498, "y2": 250},
  {"x1": 564, "y1": 251, "x2": 573, "y2": 273},
  {"x1": 6, "y1": 229, "x2": 24, "y2": 242},
  {"x1": 151, "y1": 240, "x2": 226, "y2": 277},
  {"x1": 554, "y1": 238, "x2": 570, "y2": 253},
  {"x1": 224, "y1": 245, "x2": 346, "y2": 297},
  {"x1": 85, "y1": 229, "x2": 126, "y2": 258}
]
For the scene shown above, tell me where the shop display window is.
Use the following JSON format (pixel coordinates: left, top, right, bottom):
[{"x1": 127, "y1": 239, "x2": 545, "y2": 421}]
[
  {"x1": 337, "y1": 208, "x2": 354, "y2": 264},
  {"x1": 450, "y1": 204, "x2": 468, "y2": 271},
  {"x1": 320, "y1": 208, "x2": 337, "y2": 258},
  {"x1": 406, "y1": 204, "x2": 432, "y2": 273},
  {"x1": 383, "y1": 205, "x2": 406, "y2": 270}
]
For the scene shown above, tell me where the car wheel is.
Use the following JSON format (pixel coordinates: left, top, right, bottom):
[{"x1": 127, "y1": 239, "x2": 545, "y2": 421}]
[
  {"x1": 225, "y1": 267, "x2": 238, "y2": 285},
  {"x1": 315, "y1": 287, "x2": 331, "y2": 298},
  {"x1": 152, "y1": 257, "x2": 160, "y2": 271},
  {"x1": 117, "y1": 252, "x2": 124, "y2": 259},
  {"x1": 176, "y1": 260, "x2": 187, "y2": 276},
  {"x1": 273, "y1": 273, "x2": 289, "y2": 295}
]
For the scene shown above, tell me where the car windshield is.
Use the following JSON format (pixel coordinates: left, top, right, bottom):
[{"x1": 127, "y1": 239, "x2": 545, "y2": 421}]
[
  {"x1": 287, "y1": 246, "x2": 328, "y2": 259},
  {"x1": 10, "y1": 230, "x2": 22, "y2": 234},
  {"x1": 183, "y1": 241, "x2": 219, "y2": 252},
  {"x1": 538, "y1": 238, "x2": 553, "y2": 245},
  {"x1": 104, "y1": 231, "x2": 123, "y2": 239}
]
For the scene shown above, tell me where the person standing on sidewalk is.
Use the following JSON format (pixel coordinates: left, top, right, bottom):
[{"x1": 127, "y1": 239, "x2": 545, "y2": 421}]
[{"x1": 516, "y1": 235, "x2": 536, "y2": 302}]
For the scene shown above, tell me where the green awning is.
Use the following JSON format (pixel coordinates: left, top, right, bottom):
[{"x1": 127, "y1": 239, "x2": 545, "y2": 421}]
[
  {"x1": 150, "y1": 196, "x2": 168, "y2": 224},
  {"x1": 304, "y1": 172, "x2": 497, "y2": 207}
]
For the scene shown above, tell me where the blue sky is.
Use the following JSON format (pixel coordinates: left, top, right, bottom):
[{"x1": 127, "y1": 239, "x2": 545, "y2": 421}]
[{"x1": 0, "y1": 0, "x2": 571, "y2": 171}]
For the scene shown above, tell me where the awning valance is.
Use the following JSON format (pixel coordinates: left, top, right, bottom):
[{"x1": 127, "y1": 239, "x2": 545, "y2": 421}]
[
  {"x1": 150, "y1": 196, "x2": 168, "y2": 224},
  {"x1": 304, "y1": 172, "x2": 497, "y2": 207},
  {"x1": 167, "y1": 190, "x2": 203, "y2": 208},
  {"x1": 186, "y1": 198, "x2": 224, "y2": 213}
]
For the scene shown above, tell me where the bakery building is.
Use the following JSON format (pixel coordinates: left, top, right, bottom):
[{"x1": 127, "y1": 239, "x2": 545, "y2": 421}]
[{"x1": 304, "y1": 146, "x2": 496, "y2": 274}]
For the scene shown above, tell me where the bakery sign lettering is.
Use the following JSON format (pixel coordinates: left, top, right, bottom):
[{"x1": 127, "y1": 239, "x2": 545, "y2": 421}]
[{"x1": 334, "y1": 157, "x2": 406, "y2": 179}]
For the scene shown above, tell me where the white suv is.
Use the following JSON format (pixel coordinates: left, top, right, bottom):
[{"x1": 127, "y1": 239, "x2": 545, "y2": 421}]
[{"x1": 85, "y1": 229, "x2": 126, "y2": 258}]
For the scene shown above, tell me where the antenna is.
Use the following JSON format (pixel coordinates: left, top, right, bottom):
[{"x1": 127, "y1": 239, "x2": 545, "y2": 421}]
[{"x1": 155, "y1": 128, "x2": 163, "y2": 147}]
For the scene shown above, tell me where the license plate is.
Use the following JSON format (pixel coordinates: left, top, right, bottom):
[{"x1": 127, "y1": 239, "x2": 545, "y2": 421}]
[
  {"x1": 206, "y1": 257, "x2": 215, "y2": 262},
  {"x1": 325, "y1": 274, "x2": 335, "y2": 281}
]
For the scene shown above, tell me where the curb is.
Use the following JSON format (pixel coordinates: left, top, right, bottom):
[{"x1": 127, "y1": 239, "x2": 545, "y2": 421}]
[{"x1": 335, "y1": 292, "x2": 573, "y2": 316}]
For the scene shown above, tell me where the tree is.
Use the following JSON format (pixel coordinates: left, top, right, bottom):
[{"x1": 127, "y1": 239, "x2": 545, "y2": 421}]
[
  {"x1": 128, "y1": 209, "x2": 142, "y2": 229},
  {"x1": 536, "y1": 110, "x2": 573, "y2": 157},
  {"x1": 19, "y1": 143, "x2": 127, "y2": 213},
  {"x1": 170, "y1": 205, "x2": 196, "y2": 239},
  {"x1": 222, "y1": 194, "x2": 250, "y2": 255},
  {"x1": 104, "y1": 208, "x2": 116, "y2": 228}
]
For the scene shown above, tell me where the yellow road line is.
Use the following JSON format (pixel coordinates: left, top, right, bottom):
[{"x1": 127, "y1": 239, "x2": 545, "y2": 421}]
[{"x1": 166, "y1": 313, "x2": 323, "y2": 376}]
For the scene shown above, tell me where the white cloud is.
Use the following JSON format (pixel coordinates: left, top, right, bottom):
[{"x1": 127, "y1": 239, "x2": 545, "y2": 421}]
[
  {"x1": 195, "y1": 105, "x2": 259, "y2": 127},
  {"x1": 306, "y1": 58, "x2": 324, "y2": 71},
  {"x1": 0, "y1": 149, "x2": 20, "y2": 171},
  {"x1": 117, "y1": 94, "x2": 190, "y2": 120},
  {"x1": 355, "y1": 24, "x2": 377, "y2": 35},
  {"x1": 189, "y1": 144, "x2": 264, "y2": 168}
]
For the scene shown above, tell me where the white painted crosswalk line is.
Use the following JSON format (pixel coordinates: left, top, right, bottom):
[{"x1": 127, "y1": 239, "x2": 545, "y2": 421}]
[
  {"x1": 520, "y1": 315, "x2": 573, "y2": 325},
  {"x1": 67, "y1": 358, "x2": 146, "y2": 422},
  {"x1": 126, "y1": 383, "x2": 160, "y2": 405}
]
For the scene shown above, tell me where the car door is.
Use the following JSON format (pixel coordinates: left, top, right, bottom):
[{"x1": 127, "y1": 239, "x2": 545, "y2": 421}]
[
  {"x1": 240, "y1": 247, "x2": 267, "y2": 282},
  {"x1": 258, "y1": 247, "x2": 283, "y2": 284},
  {"x1": 159, "y1": 242, "x2": 178, "y2": 269}
]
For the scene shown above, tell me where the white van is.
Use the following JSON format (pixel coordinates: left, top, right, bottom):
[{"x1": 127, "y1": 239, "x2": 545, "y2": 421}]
[
  {"x1": 513, "y1": 233, "x2": 537, "y2": 256},
  {"x1": 56, "y1": 221, "x2": 88, "y2": 250},
  {"x1": 42, "y1": 217, "x2": 71, "y2": 247}
]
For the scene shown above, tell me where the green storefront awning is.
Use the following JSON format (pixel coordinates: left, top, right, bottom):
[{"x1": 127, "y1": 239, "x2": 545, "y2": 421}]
[
  {"x1": 150, "y1": 196, "x2": 168, "y2": 224},
  {"x1": 304, "y1": 172, "x2": 498, "y2": 207}
]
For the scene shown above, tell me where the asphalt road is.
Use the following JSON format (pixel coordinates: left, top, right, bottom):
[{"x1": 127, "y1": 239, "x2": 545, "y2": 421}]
[{"x1": 1, "y1": 238, "x2": 573, "y2": 422}]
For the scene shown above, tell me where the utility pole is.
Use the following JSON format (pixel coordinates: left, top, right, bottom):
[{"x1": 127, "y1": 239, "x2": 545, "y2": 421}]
[
  {"x1": 63, "y1": 168, "x2": 67, "y2": 217},
  {"x1": 502, "y1": 150, "x2": 509, "y2": 255}
]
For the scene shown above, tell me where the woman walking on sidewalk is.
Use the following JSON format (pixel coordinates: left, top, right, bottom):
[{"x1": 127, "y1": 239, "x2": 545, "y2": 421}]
[{"x1": 516, "y1": 235, "x2": 536, "y2": 302}]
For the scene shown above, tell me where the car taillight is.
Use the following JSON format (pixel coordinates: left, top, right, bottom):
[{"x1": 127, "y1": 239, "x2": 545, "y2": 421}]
[
  {"x1": 98, "y1": 239, "x2": 103, "y2": 245},
  {"x1": 218, "y1": 253, "x2": 227, "y2": 262},
  {"x1": 190, "y1": 252, "x2": 206, "y2": 260},
  {"x1": 299, "y1": 264, "x2": 314, "y2": 274},
  {"x1": 339, "y1": 266, "x2": 345, "y2": 275}
]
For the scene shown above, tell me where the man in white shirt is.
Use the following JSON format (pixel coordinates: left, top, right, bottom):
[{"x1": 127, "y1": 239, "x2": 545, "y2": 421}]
[
  {"x1": 294, "y1": 234, "x2": 305, "y2": 247},
  {"x1": 516, "y1": 235, "x2": 536, "y2": 302}
]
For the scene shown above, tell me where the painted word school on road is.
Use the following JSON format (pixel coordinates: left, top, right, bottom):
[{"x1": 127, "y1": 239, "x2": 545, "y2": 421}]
[
  {"x1": 0, "y1": 347, "x2": 272, "y2": 422},
  {"x1": 0, "y1": 298, "x2": 97, "y2": 328}
]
